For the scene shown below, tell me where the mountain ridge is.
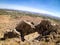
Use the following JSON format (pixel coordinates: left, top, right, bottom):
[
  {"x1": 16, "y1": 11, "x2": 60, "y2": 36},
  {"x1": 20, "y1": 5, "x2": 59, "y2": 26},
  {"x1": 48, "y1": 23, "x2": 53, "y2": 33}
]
[{"x1": 0, "y1": 8, "x2": 60, "y2": 22}]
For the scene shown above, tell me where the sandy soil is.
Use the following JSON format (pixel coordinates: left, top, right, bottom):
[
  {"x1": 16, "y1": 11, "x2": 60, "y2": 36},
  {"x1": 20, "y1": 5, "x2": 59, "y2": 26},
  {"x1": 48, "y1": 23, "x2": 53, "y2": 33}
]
[{"x1": 0, "y1": 15, "x2": 59, "y2": 45}]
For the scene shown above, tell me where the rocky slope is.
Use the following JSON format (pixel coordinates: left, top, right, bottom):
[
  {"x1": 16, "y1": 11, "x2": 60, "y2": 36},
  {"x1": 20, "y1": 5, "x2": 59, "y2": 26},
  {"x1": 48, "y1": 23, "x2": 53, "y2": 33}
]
[{"x1": 0, "y1": 9, "x2": 60, "y2": 45}]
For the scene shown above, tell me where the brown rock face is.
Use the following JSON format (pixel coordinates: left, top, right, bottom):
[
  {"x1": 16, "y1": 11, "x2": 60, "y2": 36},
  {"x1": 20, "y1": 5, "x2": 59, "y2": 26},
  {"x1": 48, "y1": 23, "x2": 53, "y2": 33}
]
[
  {"x1": 14, "y1": 20, "x2": 58, "y2": 42},
  {"x1": 35, "y1": 20, "x2": 58, "y2": 42},
  {"x1": 35, "y1": 20, "x2": 57, "y2": 36},
  {"x1": 15, "y1": 20, "x2": 35, "y2": 41}
]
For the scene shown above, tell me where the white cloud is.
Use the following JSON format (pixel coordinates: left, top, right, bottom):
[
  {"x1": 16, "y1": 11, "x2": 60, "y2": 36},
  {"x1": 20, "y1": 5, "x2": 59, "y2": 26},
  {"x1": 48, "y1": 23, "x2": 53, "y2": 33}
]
[{"x1": 0, "y1": 4, "x2": 60, "y2": 17}]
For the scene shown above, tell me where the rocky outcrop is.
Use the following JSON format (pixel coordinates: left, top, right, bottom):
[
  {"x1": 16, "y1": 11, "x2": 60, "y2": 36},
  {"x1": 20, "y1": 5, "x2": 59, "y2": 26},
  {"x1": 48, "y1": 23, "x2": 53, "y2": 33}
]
[
  {"x1": 15, "y1": 20, "x2": 36, "y2": 41},
  {"x1": 35, "y1": 20, "x2": 58, "y2": 42},
  {"x1": 1, "y1": 19, "x2": 59, "y2": 42},
  {"x1": 35, "y1": 20, "x2": 57, "y2": 36},
  {"x1": 15, "y1": 20, "x2": 58, "y2": 42}
]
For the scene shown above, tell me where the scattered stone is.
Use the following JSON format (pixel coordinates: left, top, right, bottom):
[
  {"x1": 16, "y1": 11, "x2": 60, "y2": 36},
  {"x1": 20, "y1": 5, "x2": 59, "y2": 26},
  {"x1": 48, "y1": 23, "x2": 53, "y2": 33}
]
[
  {"x1": 0, "y1": 29, "x2": 20, "y2": 40},
  {"x1": 24, "y1": 32, "x2": 39, "y2": 41},
  {"x1": 56, "y1": 41, "x2": 60, "y2": 45}
]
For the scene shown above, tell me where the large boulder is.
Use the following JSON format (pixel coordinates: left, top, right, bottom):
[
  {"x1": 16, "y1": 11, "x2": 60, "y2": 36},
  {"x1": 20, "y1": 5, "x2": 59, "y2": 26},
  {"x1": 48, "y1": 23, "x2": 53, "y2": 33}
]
[
  {"x1": 35, "y1": 20, "x2": 58, "y2": 42},
  {"x1": 15, "y1": 20, "x2": 58, "y2": 42},
  {"x1": 15, "y1": 20, "x2": 35, "y2": 41},
  {"x1": 35, "y1": 20, "x2": 57, "y2": 36}
]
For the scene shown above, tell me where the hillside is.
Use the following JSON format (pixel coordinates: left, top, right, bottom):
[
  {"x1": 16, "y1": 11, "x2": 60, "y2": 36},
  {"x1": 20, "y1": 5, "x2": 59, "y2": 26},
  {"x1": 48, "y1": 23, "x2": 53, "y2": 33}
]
[{"x1": 0, "y1": 9, "x2": 60, "y2": 45}]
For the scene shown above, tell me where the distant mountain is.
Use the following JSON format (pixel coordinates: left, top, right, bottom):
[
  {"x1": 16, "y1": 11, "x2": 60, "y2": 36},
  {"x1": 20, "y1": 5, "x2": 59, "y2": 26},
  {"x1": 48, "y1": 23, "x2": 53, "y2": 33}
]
[{"x1": 0, "y1": 8, "x2": 60, "y2": 22}]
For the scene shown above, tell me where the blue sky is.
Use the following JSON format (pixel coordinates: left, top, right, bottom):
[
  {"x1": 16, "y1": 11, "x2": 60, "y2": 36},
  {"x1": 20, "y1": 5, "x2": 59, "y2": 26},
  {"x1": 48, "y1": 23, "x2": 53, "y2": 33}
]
[{"x1": 0, "y1": 0, "x2": 60, "y2": 17}]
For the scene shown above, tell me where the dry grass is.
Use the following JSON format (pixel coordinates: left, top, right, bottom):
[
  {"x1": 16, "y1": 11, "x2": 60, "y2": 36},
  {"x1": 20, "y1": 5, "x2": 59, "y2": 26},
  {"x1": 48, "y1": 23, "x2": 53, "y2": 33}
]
[{"x1": 0, "y1": 15, "x2": 60, "y2": 45}]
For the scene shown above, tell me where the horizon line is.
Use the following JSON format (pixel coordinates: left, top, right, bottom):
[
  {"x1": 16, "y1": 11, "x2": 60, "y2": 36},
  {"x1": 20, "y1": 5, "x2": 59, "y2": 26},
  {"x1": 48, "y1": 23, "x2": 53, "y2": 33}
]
[{"x1": 0, "y1": 4, "x2": 60, "y2": 17}]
